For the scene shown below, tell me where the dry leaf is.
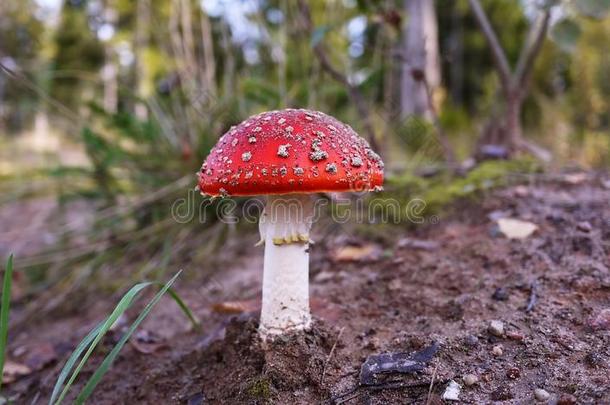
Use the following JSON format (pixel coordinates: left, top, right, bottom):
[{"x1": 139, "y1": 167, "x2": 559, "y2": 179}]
[
  {"x1": 331, "y1": 244, "x2": 381, "y2": 262},
  {"x1": 497, "y1": 218, "x2": 539, "y2": 239},
  {"x1": 2, "y1": 360, "x2": 32, "y2": 384},
  {"x1": 211, "y1": 299, "x2": 259, "y2": 314},
  {"x1": 396, "y1": 238, "x2": 439, "y2": 251},
  {"x1": 562, "y1": 172, "x2": 588, "y2": 185}
]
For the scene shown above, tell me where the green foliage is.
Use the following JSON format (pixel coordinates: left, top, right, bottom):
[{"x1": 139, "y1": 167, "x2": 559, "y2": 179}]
[
  {"x1": 551, "y1": 19, "x2": 582, "y2": 52},
  {"x1": 0, "y1": 255, "x2": 14, "y2": 393},
  {"x1": 574, "y1": 0, "x2": 610, "y2": 19},
  {"x1": 437, "y1": 0, "x2": 529, "y2": 109},
  {"x1": 0, "y1": 0, "x2": 44, "y2": 133},
  {"x1": 384, "y1": 159, "x2": 541, "y2": 218},
  {"x1": 50, "y1": 0, "x2": 104, "y2": 110},
  {"x1": 397, "y1": 116, "x2": 436, "y2": 154},
  {"x1": 50, "y1": 270, "x2": 197, "y2": 405},
  {"x1": 565, "y1": 17, "x2": 610, "y2": 133}
]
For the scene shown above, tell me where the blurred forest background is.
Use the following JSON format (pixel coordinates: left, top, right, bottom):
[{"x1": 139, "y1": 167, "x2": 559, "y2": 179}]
[{"x1": 1, "y1": 0, "x2": 610, "y2": 307}]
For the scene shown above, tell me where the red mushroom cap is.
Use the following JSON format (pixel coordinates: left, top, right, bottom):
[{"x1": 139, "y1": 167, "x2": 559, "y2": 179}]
[{"x1": 197, "y1": 109, "x2": 384, "y2": 197}]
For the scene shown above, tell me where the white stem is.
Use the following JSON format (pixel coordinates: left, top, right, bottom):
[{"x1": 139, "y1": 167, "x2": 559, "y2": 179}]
[{"x1": 258, "y1": 194, "x2": 313, "y2": 338}]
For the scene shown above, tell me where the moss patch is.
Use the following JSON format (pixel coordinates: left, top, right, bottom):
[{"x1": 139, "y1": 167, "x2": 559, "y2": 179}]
[
  {"x1": 369, "y1": 159, "x2": 542, "y2": 224},
  {"x1": 245, "y1": 376, "x2": 272, "y2": 402}
]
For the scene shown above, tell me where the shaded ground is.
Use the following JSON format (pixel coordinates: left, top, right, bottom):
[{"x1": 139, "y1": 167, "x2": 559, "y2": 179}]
[{"x1": 4, "y1": 173, "x2": 610, "y2": 404}]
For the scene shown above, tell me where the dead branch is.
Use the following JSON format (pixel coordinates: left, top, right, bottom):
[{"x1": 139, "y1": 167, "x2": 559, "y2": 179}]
[
  {"x1": 515, "y1": 9, "x2": 552, "y2": 90},
  {"x1": 468, "y1": 0, "x2": 512, "y2": 92}
]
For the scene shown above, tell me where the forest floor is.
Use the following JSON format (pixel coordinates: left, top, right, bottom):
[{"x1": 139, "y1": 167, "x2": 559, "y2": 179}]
[{"x1": 4, "y1": 172, "x2": 610, "y2": 404}]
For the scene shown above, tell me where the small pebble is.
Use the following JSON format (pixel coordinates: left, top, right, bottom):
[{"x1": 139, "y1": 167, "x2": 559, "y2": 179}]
[
  {"x1": 557, "y1": 393, "x2": 577, "y2": 405},
  {"x1": 491, "y1": 385, "x2": 513, "y2": 401},
  {"x1": 534, "y1": 388, "x2": 550, "y2": 402},
  {"x1": 506, "y1": 330, "x2": 525, "y2": 341},
  {"x1": 442, "y1": 380, "x2": 461, "y2": 401},
  {"x1": 492, "y1": 287, "x2": 509, "y2": 301},
  {"x1": 584, "y1": 351, "x2": 605, "y2": 368},
  {"x1": 364, "y1": 337, "x2": 380, "y2": 350},
  {"x1": 577, "y1": 221, "x2": 592, "y2": 233},
  {"x1": 492, "y1": 345, "x2": 503, "y2": 356},
  {"x1": 463, "y1": 374, "x2": 478, "y2": 386},
  {"x1": 489, "y1": 320, "x2": 505, "y2": 337},
  {"x1": 587, "y1": 308, "x2": 610, "y2": 331},
  {"x1": 464, "y1": 335, "x2": 479, "y2": 347},
  {"x1": 506, "y1": 367, "x2": 520, "y2": 379}
]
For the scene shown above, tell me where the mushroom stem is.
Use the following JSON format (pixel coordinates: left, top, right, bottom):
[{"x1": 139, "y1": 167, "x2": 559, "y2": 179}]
[{"x1": 259, "y1": 194, "x2": 313, "y2": 338}]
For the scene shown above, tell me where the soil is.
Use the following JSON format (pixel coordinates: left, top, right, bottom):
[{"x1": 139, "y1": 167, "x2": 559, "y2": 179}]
[{"x1": 4, "y1": 173, "x2": 610, "y2": 404}]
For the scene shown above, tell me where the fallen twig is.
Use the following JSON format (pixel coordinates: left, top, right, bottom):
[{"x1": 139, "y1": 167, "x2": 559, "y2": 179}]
[
  {"x1": 526, "y1": 279, "x2": 538, "y2": 313},
  {"x1": 425, "y1": 363, "x2": 439, "y2": 405},
  {"x1": 330, "y1": 379, "x2": 443, "y2": 405},
  {"x1": 321, "y1": 326, "x2": 345, "y2": 385}
]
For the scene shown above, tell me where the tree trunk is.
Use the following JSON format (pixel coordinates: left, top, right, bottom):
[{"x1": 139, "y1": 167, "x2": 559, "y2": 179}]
[
  {"x1": 505, "y1": 89, "x2": 523, "y2": 149},
  {"x1": 133, "y1": 0, "x2": 150, "y2": 120},
  {"x1": 200, "y1": 7, "x2": 216, "y2": 96},
  {"x1": 401, "y1": 0, "x2": 441, "y2": 119},
  {"x1": 101, "y1": 0, "x2": 117, "y2": 113}
]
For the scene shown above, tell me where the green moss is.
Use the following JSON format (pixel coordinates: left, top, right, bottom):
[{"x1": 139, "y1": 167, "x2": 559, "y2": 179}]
[
  {"x1": 374, "y1": 159, "x2": 542, "y2": 222},
  {"x1": 423, "y1": 159, "x2": 541, "y2": 209},
  {"x1": 246, "y1": 377, "x2": 272, "y2": 402}
]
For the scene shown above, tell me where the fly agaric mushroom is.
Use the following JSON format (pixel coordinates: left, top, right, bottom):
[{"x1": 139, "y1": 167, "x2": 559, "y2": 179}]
[{"x1": 197, "y1": 108, "x2": 384, "y2": 338}]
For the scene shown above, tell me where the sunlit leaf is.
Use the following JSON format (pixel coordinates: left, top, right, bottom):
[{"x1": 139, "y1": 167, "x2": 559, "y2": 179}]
[
  {"x1": 550, "y1": 18, "x2": 581, "y2": 52},
  {"x1": 574, "y1": 0, "x2": 610, "y2": 19},
  {"x1": 311, "y1": 25, "x2": 331, "y2": 47},
  {"x1": 0, "y1": 255, "x2": 14, "y2": 392}
]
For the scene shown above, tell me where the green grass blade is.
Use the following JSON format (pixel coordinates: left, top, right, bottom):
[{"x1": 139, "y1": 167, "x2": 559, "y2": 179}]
[
  {"x1": 164, "y1": 287, "x2": 199, "y2": 329},
  {"x1": 52, "y1": 281, "x2": 155, "y2": 405},
  {"x1": 48, "y1": 322, "x2": 103, "y2": 405},
  {"x1": 74, "y1": 271, "x2": 183, "y2": 404},
  {"x1": 0, "y1": 254, "x2": 14, "y2": 393}
]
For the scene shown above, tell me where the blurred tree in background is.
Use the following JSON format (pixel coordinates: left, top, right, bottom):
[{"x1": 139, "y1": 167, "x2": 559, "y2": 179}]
[
  {"x1": 0, "y1": 0, "x2": 44, "y2": 133},
  {"x1": 51, "y1": 0, "x2": 105, "y2": 112}
]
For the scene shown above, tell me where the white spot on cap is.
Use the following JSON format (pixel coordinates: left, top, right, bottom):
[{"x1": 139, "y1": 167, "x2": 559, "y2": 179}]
[
  {"x1": 248, "y1": 136, "x2": 257, "y2": 144},
  {"x1": 351, "y1": 155, "x2": 363, "y2": 167},
  {"x1": 325, "y1": 163, "x2": 337, "y2": 174},
  {"x1": 293, "y1": 167, "x2": 304, "y2": 176},
  {"x1": 310, "y1": 150, "x2": 328, "y2": 161},
  {"x1": 253, "y1": 126, "x2": 262, "y2": 133},
  {"x1": 278, "y1": 118, "x2": 286, "y2": 125},
  {"x1": 231, "y1": 138, "x2": 238, "y2": 147},
  {"x1": 241, "y1": 151, "x2": 252, "y2": 162},
  {"x1": 277, "y1": 144, "x2": 291, "y2": 157}
]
